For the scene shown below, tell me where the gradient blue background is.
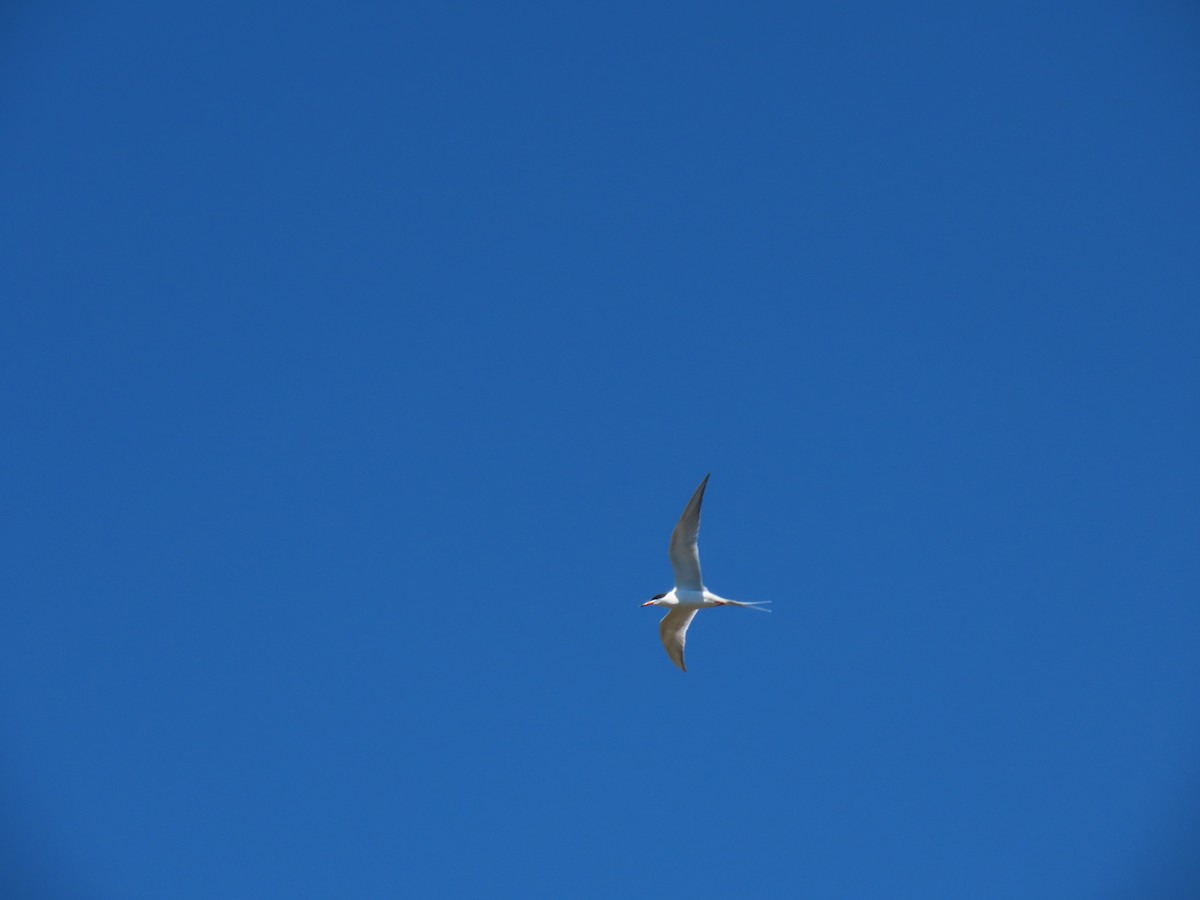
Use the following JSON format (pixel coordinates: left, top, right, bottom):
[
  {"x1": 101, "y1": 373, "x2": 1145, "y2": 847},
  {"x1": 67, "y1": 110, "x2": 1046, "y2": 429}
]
[{"x1": 3, "y1": 2, "x2": 1198, "y2": 897}]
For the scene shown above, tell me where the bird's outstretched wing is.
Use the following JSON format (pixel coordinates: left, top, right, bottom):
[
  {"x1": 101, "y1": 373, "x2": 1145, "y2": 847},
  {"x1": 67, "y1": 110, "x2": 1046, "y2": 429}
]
[
  {"x1": 658, "y1": 607, "x2": 699, "y2": 672},
  {"x1": 668, "y1": 474, "x2": 709, "y2": 591}
]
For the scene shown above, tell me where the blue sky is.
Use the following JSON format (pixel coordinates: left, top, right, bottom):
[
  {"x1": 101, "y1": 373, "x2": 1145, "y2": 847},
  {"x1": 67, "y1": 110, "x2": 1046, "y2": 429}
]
[{"x1": 2, "y1": 1, "x2": 1198, "y2": 896}]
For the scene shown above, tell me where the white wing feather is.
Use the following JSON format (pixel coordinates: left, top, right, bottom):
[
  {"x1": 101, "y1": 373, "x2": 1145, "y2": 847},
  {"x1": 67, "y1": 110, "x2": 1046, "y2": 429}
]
[
  {"x1": 658, "y1": 607, "x2": 699, "y2": 672},
  {"x1": 668, "y1": 474, "x2": 709, "y2": 591}
]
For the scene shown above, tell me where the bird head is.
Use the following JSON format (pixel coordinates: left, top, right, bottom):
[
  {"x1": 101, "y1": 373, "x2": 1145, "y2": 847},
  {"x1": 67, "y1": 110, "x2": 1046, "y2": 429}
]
[{"x1": 641, "y1": 592, "x2": 669, "y2": 607}]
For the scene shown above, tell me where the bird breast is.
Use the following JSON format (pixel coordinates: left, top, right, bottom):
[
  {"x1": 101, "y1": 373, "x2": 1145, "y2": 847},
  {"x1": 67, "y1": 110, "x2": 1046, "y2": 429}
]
[{"x1": 674, "y1": 588, "x2": 709, "y2": 607}]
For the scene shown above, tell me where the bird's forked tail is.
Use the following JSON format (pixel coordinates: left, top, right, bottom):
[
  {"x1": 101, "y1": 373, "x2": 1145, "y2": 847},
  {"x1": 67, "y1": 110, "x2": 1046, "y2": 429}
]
[{"x1": 719, "y1": 599, "x2": 772, "y2": 612}]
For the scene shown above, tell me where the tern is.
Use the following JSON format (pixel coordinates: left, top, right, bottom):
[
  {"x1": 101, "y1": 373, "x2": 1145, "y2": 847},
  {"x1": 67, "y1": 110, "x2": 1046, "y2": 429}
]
[{"x1": 642, "y1": 474, "x2": 769, "y2": 671}]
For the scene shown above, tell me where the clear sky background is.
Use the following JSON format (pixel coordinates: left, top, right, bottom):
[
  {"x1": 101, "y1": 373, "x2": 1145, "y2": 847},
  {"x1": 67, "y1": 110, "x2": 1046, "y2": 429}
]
[{"x1": 2, "y1": 2, "x2": 1198, "y2": 897}]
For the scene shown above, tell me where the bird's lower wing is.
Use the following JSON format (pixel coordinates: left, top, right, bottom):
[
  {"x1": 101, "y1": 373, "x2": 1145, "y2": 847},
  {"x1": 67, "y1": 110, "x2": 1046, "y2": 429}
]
[{"x1": 658, "y1": 607, "x2": 699, "y2": 672}]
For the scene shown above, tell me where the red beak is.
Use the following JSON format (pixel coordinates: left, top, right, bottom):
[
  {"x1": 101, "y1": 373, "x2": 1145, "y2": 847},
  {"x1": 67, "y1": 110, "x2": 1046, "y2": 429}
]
[{"x1": 641, "y1": 600, "x2": 656, "y2": 607}]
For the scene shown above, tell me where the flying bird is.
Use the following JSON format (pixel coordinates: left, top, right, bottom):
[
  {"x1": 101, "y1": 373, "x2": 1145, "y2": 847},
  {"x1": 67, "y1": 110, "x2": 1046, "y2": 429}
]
[{"x1": 642, "y1": 474, "x2": 769, "y2": 671}]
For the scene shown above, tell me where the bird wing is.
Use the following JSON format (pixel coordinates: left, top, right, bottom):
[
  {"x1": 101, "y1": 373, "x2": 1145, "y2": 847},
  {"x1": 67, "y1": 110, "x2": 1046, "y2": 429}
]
[
  {"x1": 668, "y1": 474, "x2": 709, "y2": 591},
  {"x1": 658, "y1": 607, "x2": 699, "y2": 672}
]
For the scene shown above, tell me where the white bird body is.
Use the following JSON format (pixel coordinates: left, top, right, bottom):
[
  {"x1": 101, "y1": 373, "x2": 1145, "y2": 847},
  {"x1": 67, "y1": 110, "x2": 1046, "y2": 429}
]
[
  {"x1": 647, "y1": 587, "x2": 728, "y2": 608},
  {"x1": 642, "y1": 474, "x2": 769, "y2": 671}
]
